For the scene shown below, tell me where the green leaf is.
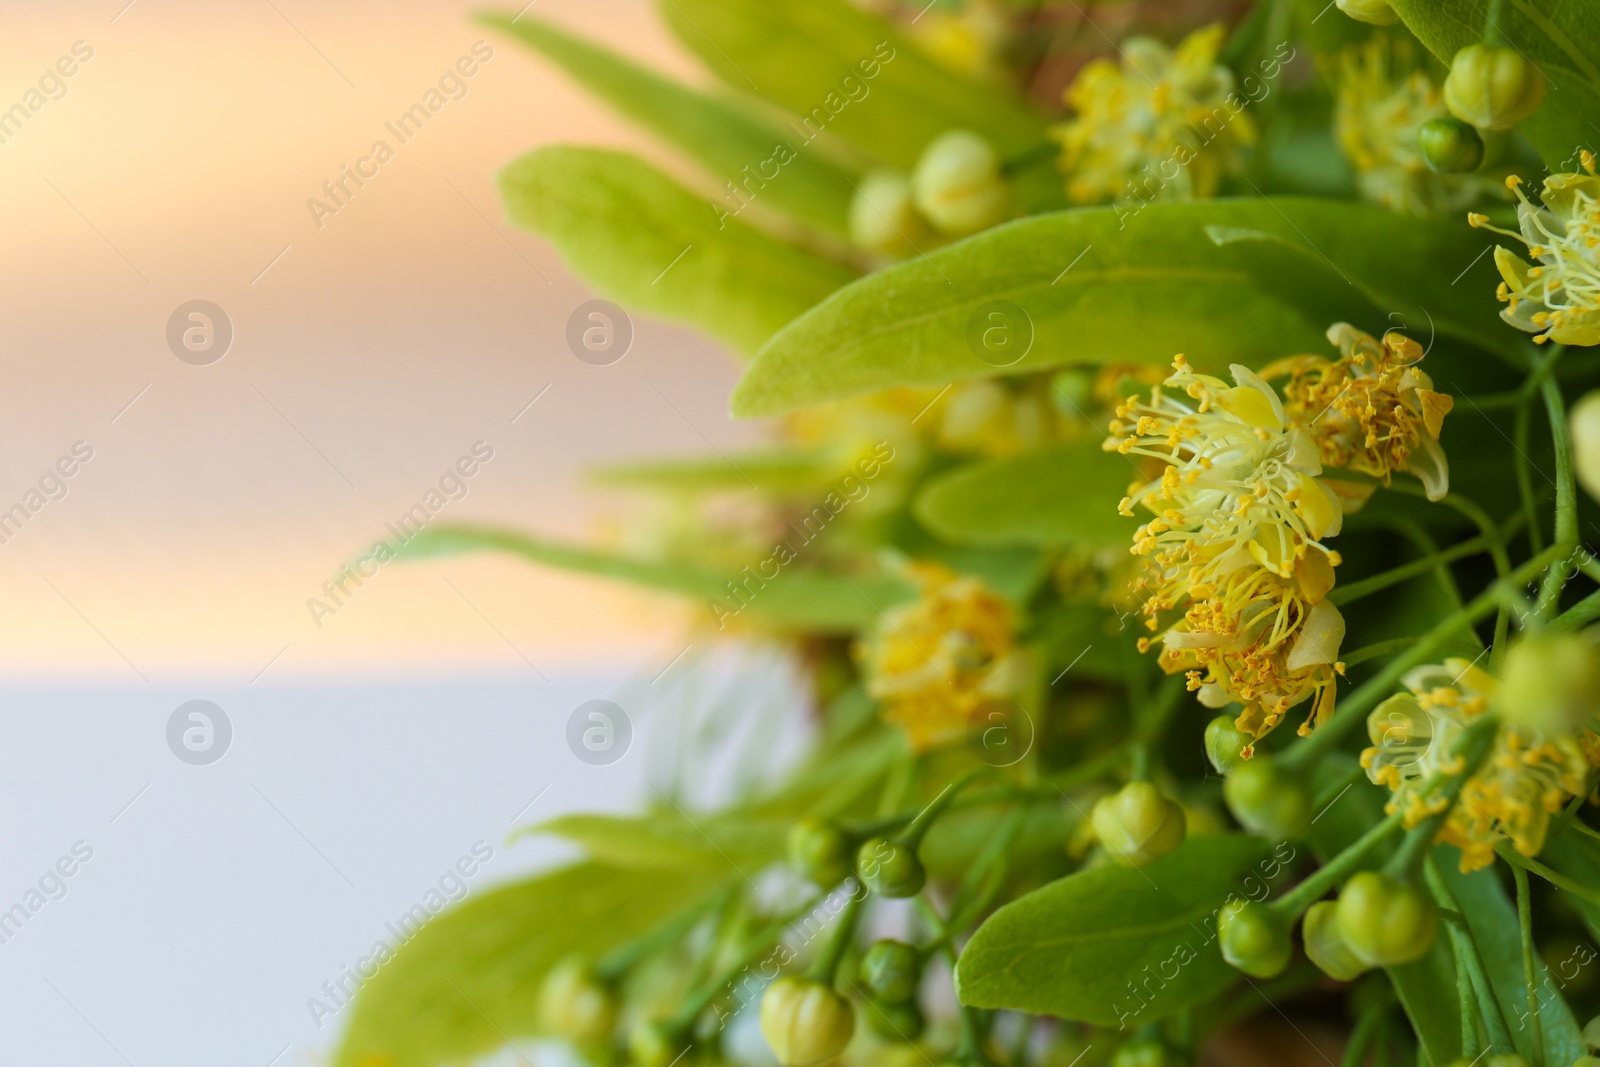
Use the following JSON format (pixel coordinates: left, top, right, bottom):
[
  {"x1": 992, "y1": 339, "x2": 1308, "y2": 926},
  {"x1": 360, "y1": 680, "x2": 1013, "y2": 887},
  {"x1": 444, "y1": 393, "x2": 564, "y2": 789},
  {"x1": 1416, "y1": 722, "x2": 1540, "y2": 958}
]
[
  {"x1": 955, "y1": 834, "x2": 1271, "y2": 1025},
  {"x1": 499, "y1": 146, "x2": 856, "y2": 354},
  {"x1": 334, "y1": 863, "x2": 716, "y2": 1067},
  {"x1": 481, "y1": 12, "x2": 859, "y2": 237},
  {"x1": 589, "y1": 448, "x2": 840, "y2": 494},
  {"x1": 528, "y1": 812, "x2": 789, "y2": 873},
  {"x1": 656, "y1": 0, "x2": 1049, "y2": 170},
  {"x1": 914, "y1": 438, "x2": 1137, "y2": 548},
  {"x1": 1386, "y1": 0, "x2": 1600, "y2": 170},
  {"x1": 399, "y1": 524, "x2": 913, "y2": 632},
  {"x1": 730, "y1": 198, "x2": 1516, "y2": 418}
]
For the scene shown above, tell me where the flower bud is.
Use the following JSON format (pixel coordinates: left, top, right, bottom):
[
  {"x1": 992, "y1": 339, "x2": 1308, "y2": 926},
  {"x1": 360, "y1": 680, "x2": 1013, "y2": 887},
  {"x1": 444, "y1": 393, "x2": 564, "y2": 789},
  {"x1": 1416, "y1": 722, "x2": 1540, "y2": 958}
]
[
  {"x1": 789, "y1": 817, "x2": 854, "y2": 888},
  {"x1": 857, "y1": 837, "x2": 927, "y2": 898},
  {"x1": 1204, "y1": 715, "x2": 1252, "y2": 774},
  {"x1": 1336, "y1": 871, "x2": 1438, "y2": 967},
  {"x1": 849, "y1": 169, "x2": 929, "y2": 257},
  {"x1": 1223, "y1": 756, "x2": 1313, "y2": 839},
  {"x1": 912, "y1": 130, "x2": 1009, "y2": 236},
  {"x1": 1444, "y1": 44, "x2": 1547, "y2": 130},
  {"x1": 1302, "y1": 900, "x2": 1370, "y2": 981},
  {"x1": 537, "y1": 956, "x2": 615, "y2": 1043},
  {"x1": 1091, "y1": 781, "x2": 1187, "y2": 867},
  {"x1": 1335, "y1": 0, "x2": 1398, "y2": 24},
  {"x1": 860, "y1": 940, "x2": 922, "y2": 1003},
  {"x1": 1500, "y1": 631, "x2": 1600, "y2": 733},
  {"x1": 1217, "y1": 900, "x2": 1293, "y2": 978},
  {"x1": 760, "y1": 976, "x2": 856, "y2": 1067},
  {"x1": 1419, "y1": 118, "x2": 1486, "y2": 173},
  {"x1": 629, "y1": 1020, "x2": 689, "y2": 1067},
  {"x1": 863, "y1": 997, "x2": 925, "y2": 1041},
  {"x1": 1573, "y1": 391, "x2": 1600, "y2": 504},
  {"x1": 1111, "y1": 1037, "x2": 1178, "y2": 1067}
]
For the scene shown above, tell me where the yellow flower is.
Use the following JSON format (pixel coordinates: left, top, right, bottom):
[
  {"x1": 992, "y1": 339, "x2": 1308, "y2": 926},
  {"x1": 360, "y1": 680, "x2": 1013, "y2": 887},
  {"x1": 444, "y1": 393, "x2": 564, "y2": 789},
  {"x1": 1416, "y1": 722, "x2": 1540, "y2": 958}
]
[
  {"x1": 1264, "y1": 323, "x2": 1455, "y2": 499},
  {"x1": 1050, "y1": 24, "x2": 1254, "y2": 206},
  {"x1": 1470, "y1": 152, "x2": 1600, "y2": 346},
  {"x1": 859, "y1": 561, "x2": 1023, "y2": 750},
  {"x1": 1335, "y1": 36, "x2": 1497, "y2": 217},
  {"x1": 1362, "y1": 658, "x2": 1600, "y2": 872},
  {"x1": 1110, "y1": 357, "x2": 1347, "y2": 742}
]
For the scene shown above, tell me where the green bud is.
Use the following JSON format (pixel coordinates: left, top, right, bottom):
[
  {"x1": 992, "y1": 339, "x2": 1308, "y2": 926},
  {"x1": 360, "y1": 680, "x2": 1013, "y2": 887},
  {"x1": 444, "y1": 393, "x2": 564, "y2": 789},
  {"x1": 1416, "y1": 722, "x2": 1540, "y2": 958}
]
[
  {"x1": 1419, "y1": 118, "x2": 1486, "y2": 173},
  {"x1": 858, "y1": 837, "x2": 927, "y2": 898},
  {"x1": 1204, "y1": 715, "x2": 1252, "y2": 774},
  {"x1": 1573, "y1": 1058, "x2": 1600, "y2": 1067},
  {"x1": 849, "y1": 169, "x2": 928, "y2": 257},
  {"x1": 1302, "y1": 901, "x2": 1370, "y2": 982},
  {"x1": 1500, "y1": 631, "x2": 1600, "y2": 733},
  {"x1": 1335, "y1": 0, "x2": 1398, "y2": 23},
  {"x1": 860, "y1": 939, "x2": 922, "y2": 1003},
  {"x1": 1336, "y1": 871, "x2": 1438, "y2": 967},
  {"x1": 1217, "y1": 900, "x2": 1293, "y2": 978},
  {"x1": 1223, "y1": 756, "x2": 1313, "y2": 839},
  {"x1": 1444, "y1": 44, "x2": 1548, "y2": 130},
  {"x1": 789, "y1": 817, "x2": 854, "y2": 888},
  {"x1": 629, "y1": 1020, "x2": 689, "y2": 1067},
  {"x1": 760, "y1": 976, "x2": 856, "y2": 1067},
  {"x1": 1586, "y1": 1011, "x2": 1600, "y2": 1047},
  {"x1": 1091, "y1": 781, "x2": 1187, "y2": 867},
  {"x1": 863, "y1": 997, "x2": 925, "y2": 1041},
  {"x1": 1050, "y1": 369, "x2": 1095, "y2": 421},
  {"x1": 537, "y1": 956, "x2": 615, "y2": 1043},
  {"x1": 1574, "y1": 391, "x2": 1600, "y2": 505},
  {"x1": 912, "y1": 130, "x2": 1009, "y2": 237},
  {"x1": 1111, "y1": 1037, "x2": 1177, "y2": 1067}
]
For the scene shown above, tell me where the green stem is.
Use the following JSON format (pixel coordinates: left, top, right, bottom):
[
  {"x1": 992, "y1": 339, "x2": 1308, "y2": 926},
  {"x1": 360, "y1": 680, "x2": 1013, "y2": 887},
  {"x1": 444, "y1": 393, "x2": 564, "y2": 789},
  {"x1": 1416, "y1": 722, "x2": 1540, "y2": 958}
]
[
  {"x1": 597, "y1": 888, "x2": 729, "y2": 982},
  {"x1": 900, "y1": 769, "x2": 986, "y2": 848},
  {"x1": 1555, "y1": 585, "x2": 1600, "y2": 630},
  {"x1": 1341, "y1": 1002, "x2": 1385, "y2": 1067},
  {"x1": 1292, "y1": 546, "x2": 1565, "y2": 765},
  {"x1": 1515, "y1": 398, "x2": 1545, "y2": 555},
  {"x1": 1271, "y1": 810, "x2": 1405, "y2": 917},
  {"x1": 1497, "y1": 844, "x2": 1600, "y2": 909},
  {"x1": 1515, "y1": 864, "x2": 1545, "y2": 1067},
  {"x1": 805, "y1": 892, "x2": 863, "y2": 984},
  {"x1": 1331, "y1": 532, "x2": 1496, "y2": 605},
  {"x1": 1428, "y1": 856, "x2": 1516, "y2": 1053},
  {"x1": 1537, "y1": 374, "x2": 1579, "y2": 616},
  {"x1": 1483, "y1": 0, "x2": 1507, "y2": 47}
]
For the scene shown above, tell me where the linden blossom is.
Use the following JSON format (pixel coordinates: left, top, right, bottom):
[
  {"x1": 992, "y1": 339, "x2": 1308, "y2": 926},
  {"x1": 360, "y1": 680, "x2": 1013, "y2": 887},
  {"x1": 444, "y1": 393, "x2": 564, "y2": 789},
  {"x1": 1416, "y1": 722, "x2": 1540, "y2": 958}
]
[{"x1": 306, "y1": 41, "x2": 495, "y2": 230}]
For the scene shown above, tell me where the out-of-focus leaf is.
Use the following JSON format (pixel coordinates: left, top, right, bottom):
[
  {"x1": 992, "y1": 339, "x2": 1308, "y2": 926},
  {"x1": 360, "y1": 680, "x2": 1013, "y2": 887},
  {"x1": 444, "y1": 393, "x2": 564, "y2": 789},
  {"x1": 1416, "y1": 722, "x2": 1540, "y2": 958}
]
[
  {"x1": 1386, "y1": 0, "x2": 1600, "y2": 170},
  {"x1": 528, "y1": 812, "x2": 789, "y2": 872},
  {"x1": 730, "y1": 198, "x2": 1514, "y2": 417},
  {"x1": 334, "y1": 863, "x2": 716, "y2": 1067},
  {"x1": 589, "y1": 448, "x2": 840, "y2": 494},
  {"x1": 656, "y1": 0, "x2": 1049, "y2": 170},
  {"x1": 914, "y1": 439, "x2": 1137, "y2": 548},
  {"x1": 400, "y1": 524, "x2": 913, "y2": 632},
  {"x1": 481, "y1": 12, "x2": 859, "y2": 236},
  {"x1": 955, "y1": 834, "x2": 1270, "y2": 1025},
  {"x1": 499, "y1": 147, "x2": 855, "y2": 354}
]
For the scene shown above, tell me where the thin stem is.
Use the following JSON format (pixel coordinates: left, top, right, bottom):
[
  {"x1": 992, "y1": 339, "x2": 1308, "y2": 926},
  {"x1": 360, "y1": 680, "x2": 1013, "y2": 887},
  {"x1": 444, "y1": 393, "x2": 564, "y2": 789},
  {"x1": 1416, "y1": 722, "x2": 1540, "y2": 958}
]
[
  {"x1": 900, "y1": 769, "x2": 986, "y2": 848},
  {"x1": 1497, "y1": 844, "x2": 1600, "y2": 909},
  {"x1": 1271, "y1": 809, "x2": 1405, "y2": 917},
  {"x1": 1515, "y1": 864, "x2": 1544, "y2": 1067},
  {"x1": 806, "y1": 892, "x2": 863, "y2": 984},
  {"x1": 1515, "y1": 398, "x2": 1545, "y2": 554},
  {"x1": 1427, "y1": 856, "x2": 1516, "y2": 1054},
  {"x1": 1537, "y1": 374, "x2": 1578, "y2": 616},
  {"x1": 1341, "y1": 1003, "x2": 1384, "y2": 1067},
  {"x1": 1331, "y1": 532, "x2": 1495, "y2": 605}
]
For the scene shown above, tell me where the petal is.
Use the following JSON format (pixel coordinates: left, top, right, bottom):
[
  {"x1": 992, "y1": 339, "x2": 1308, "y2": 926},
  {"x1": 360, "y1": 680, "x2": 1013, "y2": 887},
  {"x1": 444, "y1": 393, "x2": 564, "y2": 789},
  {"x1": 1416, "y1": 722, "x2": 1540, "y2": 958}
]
[
  {"x1": 1225, "y1": 364, "x2": 1285, "y2": 431},
  {"x1": 1287, "y1": 600, "x2": 1344, "y2": 670},
  {"x1": 1403, "y1": 437, "x2": 1450, "y2": 501}
]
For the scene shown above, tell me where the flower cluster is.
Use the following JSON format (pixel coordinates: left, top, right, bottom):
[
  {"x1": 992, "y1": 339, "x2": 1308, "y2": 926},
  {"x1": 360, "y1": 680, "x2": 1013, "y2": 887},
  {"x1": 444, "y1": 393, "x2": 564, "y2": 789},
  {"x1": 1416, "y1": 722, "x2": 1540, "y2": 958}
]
[
  {"x1": 1334, "y1": 36, "x2": 1496, "y2": 216},
  {"x1": 1470, "y1": 151, "x2": 1600, "y2": 346},
  {"x1": 1109, "y1": 326, "x2": 1453, "y2": 750},
  {"x1": 1362, "y1": 658, "x2": 1600, "y2": 871},
  {"x1": 1050, "y1": 24, "x2": 1254, "y2": 206},
  {"x1": 858, "y1": 561, "x2": 1023, "y2": 750}
]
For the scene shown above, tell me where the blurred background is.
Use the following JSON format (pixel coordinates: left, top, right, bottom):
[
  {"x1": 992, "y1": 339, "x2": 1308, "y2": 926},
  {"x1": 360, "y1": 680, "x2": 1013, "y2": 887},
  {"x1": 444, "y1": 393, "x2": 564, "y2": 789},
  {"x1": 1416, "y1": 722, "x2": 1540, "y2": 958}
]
[{"x1": 0, "y1": 1, "x2": 758, "y2": 1063}]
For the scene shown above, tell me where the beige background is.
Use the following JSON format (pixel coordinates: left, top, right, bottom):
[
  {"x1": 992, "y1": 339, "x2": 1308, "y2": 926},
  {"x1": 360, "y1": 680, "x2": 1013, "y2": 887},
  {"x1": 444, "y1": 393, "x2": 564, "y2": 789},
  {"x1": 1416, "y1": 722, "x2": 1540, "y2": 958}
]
[{"x1": 0, "y1": 0, "x2": 754, "y2": 682}]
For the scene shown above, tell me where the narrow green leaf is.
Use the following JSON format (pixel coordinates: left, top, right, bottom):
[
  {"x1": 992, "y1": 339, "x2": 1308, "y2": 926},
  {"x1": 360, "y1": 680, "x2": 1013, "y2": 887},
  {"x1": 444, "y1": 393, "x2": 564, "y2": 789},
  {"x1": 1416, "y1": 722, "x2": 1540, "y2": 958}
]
[
  {"x1": 1386, "y1": 0, "x2": 1600, "y2": 170},
  {"x1": 334, "y1": 863, "x2": 717, "y2": 1067},
  {"x1": 955, "y1": 834, "x2": 1272, "y2": 1026},
  {"x1": 730, "y1": 198, "x2": 1515, "y2": 418},
  {"x1": 399, "y1": 524, "x2": 913, "y2": 632},
  {"x1": 589, "y1": 448, "x2": 839, "y2": 494},
  {"x1": 481, "y1": 12, "x2": 859, "y2": 236},
  {"x1": 499, "y1": 146, "x2": 856, "y2": 354},
  {"x1": 528, "y1": 812, "x2": 789, "y2": 872},
  {"x1": 914, "y1": 438, "x2": 1137, "y2": 548},
  {"x1": 656, "y1": 0, "x2": 1048, "y2": 170}
]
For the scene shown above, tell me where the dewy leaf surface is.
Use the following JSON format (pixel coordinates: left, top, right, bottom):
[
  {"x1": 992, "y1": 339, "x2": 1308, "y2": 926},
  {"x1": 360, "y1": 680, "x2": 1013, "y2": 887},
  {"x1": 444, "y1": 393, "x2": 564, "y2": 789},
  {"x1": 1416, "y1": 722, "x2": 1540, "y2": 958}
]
[
  {"x1": 731, "y1": 198, "x2": 1515, "y2": 418},
  {"x1": 956, "y1": 834, "x2": 1272, "y2": 1026},
  {"x1": 499, "y1": 146, "x2": 855, "y2": 355}
]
